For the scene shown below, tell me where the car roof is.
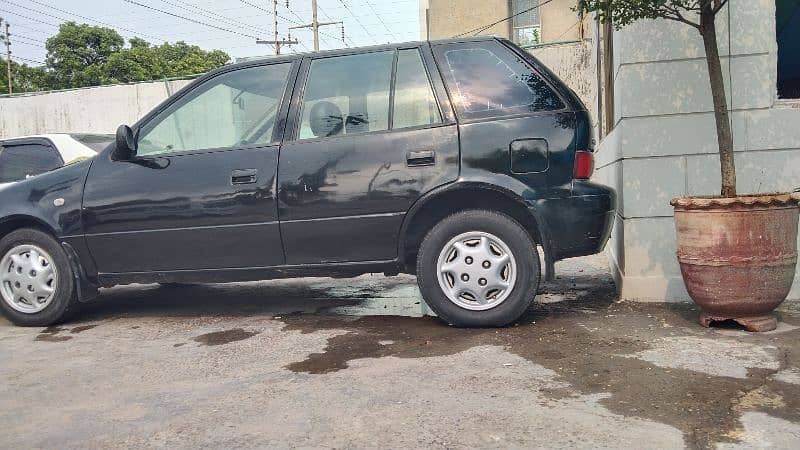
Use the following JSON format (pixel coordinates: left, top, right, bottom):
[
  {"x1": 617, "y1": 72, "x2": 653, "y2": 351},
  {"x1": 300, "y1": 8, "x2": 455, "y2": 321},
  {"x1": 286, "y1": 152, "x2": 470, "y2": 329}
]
[{"x1": 219, "y1": 36, "x2": 499, "y2": 70}]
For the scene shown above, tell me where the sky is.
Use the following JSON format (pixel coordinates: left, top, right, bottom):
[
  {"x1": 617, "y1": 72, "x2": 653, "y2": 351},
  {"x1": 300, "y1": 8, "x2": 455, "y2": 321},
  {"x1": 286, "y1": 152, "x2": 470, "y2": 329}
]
[{"x1": 0, "y1": 0, "x2": 422, "y2": 65}]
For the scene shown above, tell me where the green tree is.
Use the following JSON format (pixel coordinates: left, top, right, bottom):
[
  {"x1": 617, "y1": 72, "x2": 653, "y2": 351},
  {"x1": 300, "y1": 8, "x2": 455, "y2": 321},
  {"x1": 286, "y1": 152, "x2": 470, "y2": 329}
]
[
  {"x1": 577, "y1": 0, "x2": 736, "y2": 197},
  {"x1": 9, "y1": 23, "x2": 230, "y2": 92},
  {"x1": 45, "y1": 22, "x2": 125, "y2": 89},
  {"x1": 106, "y1": 40, "x2": 229, "y2": 83},
  {"x1": 0, "y1": 58, "x2": 49, "y2": 93}
]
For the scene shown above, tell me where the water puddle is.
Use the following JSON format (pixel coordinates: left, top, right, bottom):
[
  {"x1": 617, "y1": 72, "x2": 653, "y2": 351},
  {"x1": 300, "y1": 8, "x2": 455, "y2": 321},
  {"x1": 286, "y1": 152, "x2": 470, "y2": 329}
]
[{"x1": 193, "y1": 328, "x2": 260, "y2": 346}]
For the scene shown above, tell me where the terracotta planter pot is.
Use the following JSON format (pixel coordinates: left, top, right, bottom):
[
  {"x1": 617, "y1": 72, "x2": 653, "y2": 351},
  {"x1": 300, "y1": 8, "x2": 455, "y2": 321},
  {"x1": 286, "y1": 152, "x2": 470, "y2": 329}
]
[{"x1": 671, "y1": 193, "x2": 800, "y2": 332}]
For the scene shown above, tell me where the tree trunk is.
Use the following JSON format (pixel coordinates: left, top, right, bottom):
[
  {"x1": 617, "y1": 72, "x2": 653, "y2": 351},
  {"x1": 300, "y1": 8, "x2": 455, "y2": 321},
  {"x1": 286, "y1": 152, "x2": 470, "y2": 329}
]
[{"x1": 700, "y1": 7, "x2": 737, "y2": 197}]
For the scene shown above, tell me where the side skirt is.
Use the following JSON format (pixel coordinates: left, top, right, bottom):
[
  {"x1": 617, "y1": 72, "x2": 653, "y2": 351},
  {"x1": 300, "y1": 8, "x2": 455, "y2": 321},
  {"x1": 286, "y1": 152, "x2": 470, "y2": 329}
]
[{"x1": 97, "y1": 259, "x2": 402, "y2": 289}]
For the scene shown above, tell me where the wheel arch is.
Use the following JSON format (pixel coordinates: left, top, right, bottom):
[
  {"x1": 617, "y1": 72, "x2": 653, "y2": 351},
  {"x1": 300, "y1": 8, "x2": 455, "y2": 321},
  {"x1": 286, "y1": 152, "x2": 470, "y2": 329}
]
[
  {"x1": 398, "y1": 183, "x2": 552, "y2": 274},
  {"x1": 0, "y1": 215, "x2": 58, "y2": 242},
  {"x1": 0, "y1": 214, "x2": 98, "y2": 303}
]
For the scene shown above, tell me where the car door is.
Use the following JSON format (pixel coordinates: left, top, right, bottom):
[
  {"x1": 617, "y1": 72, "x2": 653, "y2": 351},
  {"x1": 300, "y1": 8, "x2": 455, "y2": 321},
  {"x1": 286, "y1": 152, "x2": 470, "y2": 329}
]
[
  {"x1": 82, "y1": 61, "x2": 297, "y2": 274},
  {"x1": 0, "y1": 139, "x2": 63, "y2": 184},
  {"x1": 431, "y1": 39, "x2": 577, "y2": 197},
  {"x1": 277, "y1": 46, "x2": 459, "y2": 264}
]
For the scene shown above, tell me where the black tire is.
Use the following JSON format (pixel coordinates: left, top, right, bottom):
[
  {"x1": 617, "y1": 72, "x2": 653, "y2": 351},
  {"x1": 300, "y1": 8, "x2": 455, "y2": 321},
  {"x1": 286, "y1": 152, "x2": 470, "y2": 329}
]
[
  {"x1": 416, "y1": 210, "x2": 540, "y2": 327},
  {"x1": 0, "y1": 228, "x2": 78, "y2": 327}
]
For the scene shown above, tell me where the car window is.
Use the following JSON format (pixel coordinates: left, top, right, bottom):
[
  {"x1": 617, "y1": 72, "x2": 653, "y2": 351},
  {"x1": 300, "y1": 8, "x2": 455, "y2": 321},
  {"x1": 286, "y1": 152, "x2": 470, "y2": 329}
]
[
  {"x1": 435, "y1": 41, "x2": 564, "y2": 120},
  {"x1": 298, "y1": 51, "x2": 393, "y2": 140},
  {"x1": 137, "y1": 63, "x2": 292, "y2": 156},
  {"x1": 393, "y1": 49, "x2": 442, "y2": 129},
  {"x1": 0, "y1": 143, "x2": 63, "y2": 183}
]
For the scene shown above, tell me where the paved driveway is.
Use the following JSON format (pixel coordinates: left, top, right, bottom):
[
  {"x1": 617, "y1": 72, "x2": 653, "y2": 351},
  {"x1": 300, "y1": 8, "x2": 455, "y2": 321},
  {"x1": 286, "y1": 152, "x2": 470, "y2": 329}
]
[{"x1": 1, "y1": 255, "x2": 799, "y2": 449}]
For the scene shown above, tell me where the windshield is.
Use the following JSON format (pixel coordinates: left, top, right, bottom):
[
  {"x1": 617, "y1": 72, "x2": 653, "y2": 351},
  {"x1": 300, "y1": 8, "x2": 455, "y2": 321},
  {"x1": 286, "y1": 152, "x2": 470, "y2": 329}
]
[{"x1": 69, "y1": 133, "x2": 114, "y2": 152}]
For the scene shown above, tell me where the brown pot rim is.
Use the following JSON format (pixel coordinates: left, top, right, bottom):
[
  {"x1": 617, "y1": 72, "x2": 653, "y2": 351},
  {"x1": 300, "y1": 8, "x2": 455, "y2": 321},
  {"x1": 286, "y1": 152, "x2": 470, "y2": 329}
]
[{"x1": 671, "y1": 192, "x2": 800, "y2": 210}]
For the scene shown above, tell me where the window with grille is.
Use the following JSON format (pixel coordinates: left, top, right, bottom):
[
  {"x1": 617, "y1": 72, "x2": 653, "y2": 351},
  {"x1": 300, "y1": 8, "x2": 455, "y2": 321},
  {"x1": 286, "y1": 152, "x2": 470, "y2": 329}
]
[{"x1": 511, "y1": 0, "x2": 541, "y2": 46}]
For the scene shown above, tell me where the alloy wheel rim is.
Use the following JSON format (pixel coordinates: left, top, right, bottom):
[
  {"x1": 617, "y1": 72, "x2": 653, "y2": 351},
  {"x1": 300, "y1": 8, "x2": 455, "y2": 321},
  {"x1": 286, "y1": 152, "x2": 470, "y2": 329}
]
[
  {"x1": 0, "y1": 244, "x2": 58, "y2": 314},
  {"x1": 436, "y1": 231, "x2": 517, "y2": 311}
]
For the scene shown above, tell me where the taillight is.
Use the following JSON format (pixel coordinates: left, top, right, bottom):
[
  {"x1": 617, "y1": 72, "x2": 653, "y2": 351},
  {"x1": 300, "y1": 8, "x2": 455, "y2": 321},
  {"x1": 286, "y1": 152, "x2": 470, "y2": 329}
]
[{"x1": 574, "y1": 151, "x2": 594, "y2": 180}]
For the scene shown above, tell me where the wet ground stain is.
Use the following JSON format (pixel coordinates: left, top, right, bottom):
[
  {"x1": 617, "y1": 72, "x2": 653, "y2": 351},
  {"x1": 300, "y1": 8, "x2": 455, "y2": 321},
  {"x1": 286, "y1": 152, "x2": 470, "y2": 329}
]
[
  {"x1": 193, "y1": 328, "x2": 260, "y2": 346},
  {"x1": 70, "y1": 324, "x2": 98, "y2": 334},
  {"x1": 278, "y1": 288, "x2": 800, "y2": 449},
  {"x1": 35, "y1": 326, "x2": 73, "y2": 342},
  {"x1": 35, "y1": 324, "x2": 99, "y2": 341}
]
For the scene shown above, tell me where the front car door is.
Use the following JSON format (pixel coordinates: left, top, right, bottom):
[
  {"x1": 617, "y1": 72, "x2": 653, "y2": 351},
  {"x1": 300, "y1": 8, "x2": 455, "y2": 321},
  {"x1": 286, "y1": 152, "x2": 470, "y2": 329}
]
[
  {"x1": 277, "y1": 46, "x2": 459, "y2": 264},
  {"x1": 82, "y1": 60, "x2": 297, "y2": 274}
]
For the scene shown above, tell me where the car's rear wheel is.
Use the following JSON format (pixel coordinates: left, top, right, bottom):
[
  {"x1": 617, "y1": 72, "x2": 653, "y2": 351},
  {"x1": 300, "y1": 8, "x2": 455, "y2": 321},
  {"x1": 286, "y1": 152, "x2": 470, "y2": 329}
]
[
  {"x1": 416, "y1": 210, "x2": 540, "y2": 327},
  {"x1": 0, "y1": 229, "x2": 78, "y2": 326}
]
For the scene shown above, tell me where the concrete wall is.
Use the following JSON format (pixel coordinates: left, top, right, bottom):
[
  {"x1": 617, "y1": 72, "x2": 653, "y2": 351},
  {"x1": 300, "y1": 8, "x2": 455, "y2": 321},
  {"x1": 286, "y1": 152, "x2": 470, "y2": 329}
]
[
  {"x1": 0, "y1": 78, "x2": 194, "y2": 138},
  {"x1": 528, "y1": 41, "x2": 594, "y2": 113},
  {"x1": 539, "y1": 0, "x2": 586, "y2": 43},
  {"x1": 593, "y1": 0, "x2": 800, "y2": 302}
]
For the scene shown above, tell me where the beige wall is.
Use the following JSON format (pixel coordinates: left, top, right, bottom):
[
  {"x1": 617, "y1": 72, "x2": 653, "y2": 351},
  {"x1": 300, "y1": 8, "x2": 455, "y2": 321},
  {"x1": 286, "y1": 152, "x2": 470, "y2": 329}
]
[
  {"x1": 420, "y1": 0, "x2": 511, "y2": 40},
  {"x1": 422, "y1": 0, "x2": 587, "y2": 44},
  {"x1": 539, "y1": 0, "x2": 586, "y2": 42}
]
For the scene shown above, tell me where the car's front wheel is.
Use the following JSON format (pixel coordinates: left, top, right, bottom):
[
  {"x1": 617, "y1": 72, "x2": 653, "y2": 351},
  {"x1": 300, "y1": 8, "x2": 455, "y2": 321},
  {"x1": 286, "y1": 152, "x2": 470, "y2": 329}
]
[
  {"x1": 0, "y1": 228, "x2": 78, "y2": 326},
  {"x1": 416, "y1": 210, "x2": 540, "y2": 327}
]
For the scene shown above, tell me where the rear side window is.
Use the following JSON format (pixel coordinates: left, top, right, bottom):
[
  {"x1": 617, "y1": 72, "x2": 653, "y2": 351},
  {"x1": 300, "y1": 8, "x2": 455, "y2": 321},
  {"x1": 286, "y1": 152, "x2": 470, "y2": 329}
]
[
  {"x1": 393, "y1": 49, "x2": 442, "y2": 129},
  {"x1": 434, "y1": 40, "x2": 564, "y2": 120},
  {"x1": 298, "y1": 51, "x2": 394, "y2": 140},
  {"x1": 0, "y1": 143, "x2": 63, "y2": 183}
]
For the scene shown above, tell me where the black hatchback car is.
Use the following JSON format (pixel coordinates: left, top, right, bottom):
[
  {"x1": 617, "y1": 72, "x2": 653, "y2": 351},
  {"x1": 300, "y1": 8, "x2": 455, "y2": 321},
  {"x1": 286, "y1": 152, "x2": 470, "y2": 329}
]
[{"x1": 0, "y1": 37, "x2": 615, "y2": 327}]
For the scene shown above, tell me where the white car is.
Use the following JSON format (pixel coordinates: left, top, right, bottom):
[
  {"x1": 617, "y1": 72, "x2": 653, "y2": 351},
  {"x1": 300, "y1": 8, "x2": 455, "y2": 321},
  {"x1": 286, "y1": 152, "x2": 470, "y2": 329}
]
[{"x1": 0, "y1": 134, "x2": 112, "y2": 188}]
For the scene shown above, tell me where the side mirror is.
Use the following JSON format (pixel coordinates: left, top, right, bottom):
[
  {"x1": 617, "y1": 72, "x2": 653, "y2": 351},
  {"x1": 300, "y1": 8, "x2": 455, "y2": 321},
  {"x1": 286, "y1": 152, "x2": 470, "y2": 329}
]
[{"x1": 113, "y1": 124, "x2": 137, "y2": 161}]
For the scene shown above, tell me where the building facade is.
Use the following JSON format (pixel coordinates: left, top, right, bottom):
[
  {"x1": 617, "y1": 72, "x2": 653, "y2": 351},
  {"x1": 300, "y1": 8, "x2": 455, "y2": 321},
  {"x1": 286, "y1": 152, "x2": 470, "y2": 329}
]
[
  {"x1": 592, "y1": 0, "x2": 800, "y2": 302},
  {"x1": 419, "y1": 0, "x2": 587, "y2": 45},
  {"x1": 420, "y1": 0, "x2": 596, "y2": 118}
]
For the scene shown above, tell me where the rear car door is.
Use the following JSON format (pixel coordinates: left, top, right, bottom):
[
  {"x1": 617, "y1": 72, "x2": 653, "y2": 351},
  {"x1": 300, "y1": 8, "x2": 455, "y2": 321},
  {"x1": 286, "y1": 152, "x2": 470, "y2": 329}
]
[
  {"x1": 277, "y1": 46, "x2": 459, "y2": 264},
  {"x1": 82, "y1": 61, "x2": 297, "y2": 274},
  {"x1": 0, "y1": 139, "x2": 63, "y2": 184}
]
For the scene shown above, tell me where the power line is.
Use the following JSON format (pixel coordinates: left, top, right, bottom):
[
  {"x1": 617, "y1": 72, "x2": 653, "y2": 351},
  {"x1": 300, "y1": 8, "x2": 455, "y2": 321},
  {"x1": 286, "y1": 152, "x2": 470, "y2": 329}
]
[
  {"x1": 14, "y1": 39, "x2": 45, "y2": 49},
  {"x1": 283, "y1": 2, "x2": 329, "y2": 49},
  {"x1": 363, "y1": 0, "x2": 398, "y2": 41},
  {"x1": 7, "y1": 0, "x2": 165, "y2": 42},
  {"x1": 337, "y1": 0, "x2": 378, "y2": 42},
  {"x1": 552, "y1": 18, "x2": 581, "y2": 43},
  {"x1": 240, "y1": 1, "x2": 337, "y2": 49},
  {"x1": 165, "y1": 0, "x2": 270, "y2": 36},
  {"x1": 14, "y1": 34, "x2": 45, "y2": 44},
  {"x1": 13, "y1": 55, "x2": 46, "y2": 66},
  {"x1": 0, "y1": 9, "x2": 60, "y2": 28},
  {"x1": 122, "y1": 0, "x2": 259, "y2": 39},
  {"x1": 453, "y1": 0, "x2": 556, "y2": 38}
]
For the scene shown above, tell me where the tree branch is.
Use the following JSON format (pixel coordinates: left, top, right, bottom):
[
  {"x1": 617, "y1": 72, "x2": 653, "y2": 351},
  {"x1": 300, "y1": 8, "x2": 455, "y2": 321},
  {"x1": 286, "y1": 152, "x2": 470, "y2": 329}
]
[
  {"x1": 662, "y1": 9, "x2": 702, "y2": 30},
  {"x1": 712, "y1": 0, "x2": 730, "y2": 14}
]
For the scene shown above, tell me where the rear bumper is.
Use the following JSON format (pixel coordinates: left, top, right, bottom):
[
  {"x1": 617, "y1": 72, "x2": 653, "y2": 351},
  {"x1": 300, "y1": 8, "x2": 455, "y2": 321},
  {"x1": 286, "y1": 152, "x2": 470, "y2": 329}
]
[{"x1": 530, "y1": 182, "x2": 617, "y2": 261}]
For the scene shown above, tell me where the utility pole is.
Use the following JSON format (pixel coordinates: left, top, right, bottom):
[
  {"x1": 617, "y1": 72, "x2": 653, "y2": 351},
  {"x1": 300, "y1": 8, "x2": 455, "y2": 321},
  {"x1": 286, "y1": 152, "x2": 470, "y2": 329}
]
[
  {"x1": 289, "y1": 0, "x2": 344, "y2": 51},
  {"x1": 1, "y1": 18, "x2": 11, "y2": 94},
  {"x1": 256, "y1": 0, "x2": 298, "y2": 55}
]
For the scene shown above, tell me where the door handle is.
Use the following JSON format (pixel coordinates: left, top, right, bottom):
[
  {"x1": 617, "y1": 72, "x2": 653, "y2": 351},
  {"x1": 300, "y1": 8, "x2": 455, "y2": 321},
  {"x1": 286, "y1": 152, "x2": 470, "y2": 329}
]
[
  {"x1": 231, "y1": 168, "x2": 258, "y2": 185},
  {"x1": 407, "y1": 150, "x2": 435, "y2": 167}
]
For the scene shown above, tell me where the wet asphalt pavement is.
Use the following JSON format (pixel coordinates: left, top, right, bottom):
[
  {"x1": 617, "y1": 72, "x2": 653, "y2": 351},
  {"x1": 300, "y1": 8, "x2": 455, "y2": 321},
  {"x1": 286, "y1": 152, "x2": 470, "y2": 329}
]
[{"x1": 1, "y1": 254, "x2": 799, "y2": 449}]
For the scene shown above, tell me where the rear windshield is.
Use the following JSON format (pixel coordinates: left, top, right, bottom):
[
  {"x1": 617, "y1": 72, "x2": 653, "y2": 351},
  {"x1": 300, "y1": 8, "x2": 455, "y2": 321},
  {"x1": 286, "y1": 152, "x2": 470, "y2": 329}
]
[{"x1": 69, "y1": 134, "x2": 114, "y2": 152}]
